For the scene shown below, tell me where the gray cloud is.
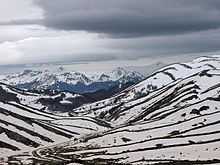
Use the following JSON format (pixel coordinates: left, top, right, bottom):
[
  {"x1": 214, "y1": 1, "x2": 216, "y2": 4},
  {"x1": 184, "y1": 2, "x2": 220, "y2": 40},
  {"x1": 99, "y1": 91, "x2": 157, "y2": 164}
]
[
  {"x1": 1, "y1": 0, "x2": 220, "y2": 66},
  {"x1": 34, "y1": 0, "x2": 220, "y2": 37},
  {"x1": 1, "y1": 27, "x2": 220, "y2": 66}
]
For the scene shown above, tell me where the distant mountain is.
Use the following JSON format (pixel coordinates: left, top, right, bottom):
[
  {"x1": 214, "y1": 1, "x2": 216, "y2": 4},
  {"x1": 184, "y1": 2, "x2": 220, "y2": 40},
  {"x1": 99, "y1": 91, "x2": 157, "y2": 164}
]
[
  {"x1": 3, "y1": 56, "x2": 220, "y2": 164},
  {"x1": 0, "y1": 67, "x2": 144, "y2": 94}
]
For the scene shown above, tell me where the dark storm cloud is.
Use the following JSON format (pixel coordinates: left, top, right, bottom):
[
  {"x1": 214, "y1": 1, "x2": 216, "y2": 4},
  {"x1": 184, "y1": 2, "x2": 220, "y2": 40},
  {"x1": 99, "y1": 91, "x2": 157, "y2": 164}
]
[
  {"x1": 1, "y1": 0, "x2": 220, "y2": 65},
  {"x1": 34, "y1": 0, "x2": 220, "y2": 37}
]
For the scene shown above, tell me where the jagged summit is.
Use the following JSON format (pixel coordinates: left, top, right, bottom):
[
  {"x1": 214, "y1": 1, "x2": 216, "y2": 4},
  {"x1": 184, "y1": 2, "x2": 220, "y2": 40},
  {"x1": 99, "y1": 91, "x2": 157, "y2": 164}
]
[{"x1": 0, "y1": 67, "x2": 144, "y2": 94}]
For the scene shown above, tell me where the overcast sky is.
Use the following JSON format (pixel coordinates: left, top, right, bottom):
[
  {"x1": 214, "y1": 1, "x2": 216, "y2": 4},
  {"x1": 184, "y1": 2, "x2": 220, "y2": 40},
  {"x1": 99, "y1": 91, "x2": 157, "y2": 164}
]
[{"x1": 0, "y1": 0, "x2": 220, "y2": 67}]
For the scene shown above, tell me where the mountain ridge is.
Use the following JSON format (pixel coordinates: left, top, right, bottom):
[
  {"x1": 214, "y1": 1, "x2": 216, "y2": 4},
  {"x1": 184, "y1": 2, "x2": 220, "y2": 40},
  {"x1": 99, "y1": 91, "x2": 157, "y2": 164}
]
[{"x1": 0, "y1": 67, "x2": 144, "y2": 94}]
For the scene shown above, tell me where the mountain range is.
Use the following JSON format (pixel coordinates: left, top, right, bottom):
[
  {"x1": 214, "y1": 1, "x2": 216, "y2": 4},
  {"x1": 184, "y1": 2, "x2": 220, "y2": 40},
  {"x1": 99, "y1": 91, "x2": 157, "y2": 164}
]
[
  {"x1": 0, "y1": 67, "x2": 144, "y2": 94},
  {"x1": 1, "y1": 55, "x2": 220, "y2": 164}
]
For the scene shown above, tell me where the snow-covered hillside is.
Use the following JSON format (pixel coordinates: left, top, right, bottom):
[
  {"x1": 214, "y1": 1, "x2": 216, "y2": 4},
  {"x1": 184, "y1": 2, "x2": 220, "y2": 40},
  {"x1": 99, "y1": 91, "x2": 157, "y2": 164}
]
[
  {"x1": 0, "y1": 67, "x2": 144, "y2": 94},
  {"x1": 0, "y1": 84, "x2": 111, "y2": 158},
  {"x1": 2, "y1": 56, "x2": 220, "y2": 164}
]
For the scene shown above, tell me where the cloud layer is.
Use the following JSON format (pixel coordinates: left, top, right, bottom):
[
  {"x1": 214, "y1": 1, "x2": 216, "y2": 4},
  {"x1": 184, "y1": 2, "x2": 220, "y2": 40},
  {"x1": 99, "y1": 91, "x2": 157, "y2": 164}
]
[
  {"x1": 0, "y1": 0, "x2": 220, "y2": 66},
  {"x1": 34, "y1": 0, "x2": 220, "y2": 37},
  {"x1": 1, "y1": 28, "x2": 220, "y2": 65}
]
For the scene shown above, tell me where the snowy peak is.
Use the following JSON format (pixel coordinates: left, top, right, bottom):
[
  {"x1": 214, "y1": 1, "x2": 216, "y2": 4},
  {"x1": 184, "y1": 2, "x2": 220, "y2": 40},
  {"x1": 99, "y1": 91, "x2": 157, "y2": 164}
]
[
  {"x1": 0, "y1": 67, "x2": 144, "y2": 93},
  {"x1": 110, "y1": 67, "x2": 128, "y2": 79},
  {"x1": 97, "y1": 73, "x2": 110, "y2": 81},
  {"x1": 57, "y1": 71, "x2": 92, "y2": 84},
  {"x1": 93, "y1": 67, "x2": 144, "y2": 83}
]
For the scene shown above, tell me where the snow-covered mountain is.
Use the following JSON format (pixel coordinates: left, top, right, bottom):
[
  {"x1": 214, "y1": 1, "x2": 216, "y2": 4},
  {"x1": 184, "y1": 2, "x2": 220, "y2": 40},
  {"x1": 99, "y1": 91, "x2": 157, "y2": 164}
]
[
  {"x1": 0, "y1": 67, "x2": 144, "y2": 94},
  {"x1": 2, "y1": 56, "x2": 220, "y2": 164}
]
